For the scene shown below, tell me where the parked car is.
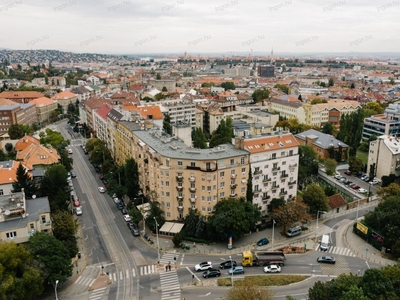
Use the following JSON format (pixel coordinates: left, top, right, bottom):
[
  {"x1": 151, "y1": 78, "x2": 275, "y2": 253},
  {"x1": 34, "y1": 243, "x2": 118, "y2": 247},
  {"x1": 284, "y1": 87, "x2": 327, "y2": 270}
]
[
  {"x1": 127, "y1": 222, "x2": 135, "y2": 230},
  {"x1": 219, "y1": 260, "x2": 237, "y2": 269},
  {"x1": 344, "y1": 170, "x2": 351, "y2": 175},
  {"x1": 99, "y1": 174, "x2": 105, "y2": 180},
  {"x1": 363, "y1": 176, "x2": 371, "y2": 182},
  {"x1": 345, "y1": 181, "x2": 353, "y2": 186},
  {"x1": 264, "y1": 264, "x2": 281, "y2": 273},
  {"x1": 228, "y1": 266, "x2": 244, "y2": 275},
  {"x1": 117, "y1": 203, "x2": 124, "y2": 210},
  {"x1": 73, "y1": 200, "x2": 80, "y2": 207},
  {"x1": 130, "y1": 227, "x2": 140, "y2": 236},
  {"x1": 317, "y1": 256, "x2": 336, "y2": 264},
  {"x1": 113, "y1": 198, "x2": 121, "y2": 204},
  {"x1": 68, "y1": 149, "x2": 73, "y2": 154},
  {"x1": 340, "y1": 177, "x2": 347, "y2": 182},
  {"x1": 121, "y1": 208, "x2": 128, "y2": 215},
  {"x1": 257, "y1": 238, "x2": 269, "y2": 246},
  {"x1": 195, "y1": 262, "x2": 213, "y2": 272},
  {"x1": 94, "y1": 166, "x2": 101, "y2": 173},
  {"x1": 358, "y1": 188, "x2": 368, "y2": 193},
  {"x1": 123, "y1": 214, "x2": 131, "y2": 222},
  {"x1": 369, "y1": 179, "x2": 379, "y2": 185},
  {"x1": 334, "y1": 175, "x2": 343, "y2": 180},
  {"x1": 202, "y1": 269, "x2": 221, "y2": 278},
  {"x1": 70, "y1": 171, "x2": 76, "y2": 178},
  {"x1": 98, "y1": 187, "x2": 106, "y2": 193},
  {"x1": 351, "y1": 184, "x2": 360, "y2": 189},
  {"x1": 75, "y1": 207, "x2": 82, "y2": 216}
]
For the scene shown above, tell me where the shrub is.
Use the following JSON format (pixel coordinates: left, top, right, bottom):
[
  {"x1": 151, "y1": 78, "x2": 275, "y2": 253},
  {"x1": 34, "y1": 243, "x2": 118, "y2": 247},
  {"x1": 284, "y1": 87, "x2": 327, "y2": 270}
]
[{"x1": 172, "y1": 232, "x2": 183, "y2": 247}]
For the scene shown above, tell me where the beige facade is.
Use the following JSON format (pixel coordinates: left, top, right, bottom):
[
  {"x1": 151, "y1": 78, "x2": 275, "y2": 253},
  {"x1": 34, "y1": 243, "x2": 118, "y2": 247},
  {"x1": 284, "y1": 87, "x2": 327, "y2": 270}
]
[
  {"x1": 131, "y1": 129, "x2": 250, "y2": 221},
  {"x1": 0, "y1": 192, "x2": 51, "y2": 244},
  {"x1": 149, "y1": 79, "x2": 176, "y2": 92},
  {"x1": 368, "y1": 135, "x2": 400, "y2": 179}
]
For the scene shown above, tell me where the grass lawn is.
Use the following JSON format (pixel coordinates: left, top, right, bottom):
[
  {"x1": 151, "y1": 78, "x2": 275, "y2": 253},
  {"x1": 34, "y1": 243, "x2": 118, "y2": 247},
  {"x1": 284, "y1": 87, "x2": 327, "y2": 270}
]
[
  {"x1": 357, "y1": 149, "x2": 368, "y2": 165},
  {"x1": 218, "y1": 275, "x2": 308, "y2": 287}
]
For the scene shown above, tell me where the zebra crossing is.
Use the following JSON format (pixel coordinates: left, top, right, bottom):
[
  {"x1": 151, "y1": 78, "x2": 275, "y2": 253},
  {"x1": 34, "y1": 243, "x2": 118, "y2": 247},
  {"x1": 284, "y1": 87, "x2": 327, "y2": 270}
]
[
  {"x1": 160, "y1": 270, "x2": 181, "y2": 300},
  {"x1": 159, "y1": 252, "x2": 179, "y2": 265},
  {"x1": 315, "y1": 245, "x2": 355, "y2": 257},
  {"x1": 89, "y1": 287, "x2": 107, "y2": 300},
  {"x1": 75, "y1": 265, "x2": 156, "y2": 287}
]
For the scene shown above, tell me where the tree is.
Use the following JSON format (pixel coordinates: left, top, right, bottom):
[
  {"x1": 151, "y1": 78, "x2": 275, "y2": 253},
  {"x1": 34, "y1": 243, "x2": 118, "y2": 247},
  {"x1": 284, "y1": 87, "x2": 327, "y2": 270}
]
[
  {"x1": 207, "y1": 198, "x2": 260, "y2": 241},
  {"x1": 220, "y1": 82, "x2": 236, "y2": 91},
  {"x1": 328, "y1": 77, "x2": 334, "y2": 87},
  {"x1": 128, "y1": 205, "x2": 143, "y2": 227},
  {"x1": 381, "y1": 173, "x2": 396, "y2": 187},
  {"x1": 5, "y1": 142, "x2": 13, "y2": 153},
  {"x1": 298, "y1": 145, "x2": 319, "y2": 181},
  {"x1": 267, "y1": 197, "x2": 286, "y2": 213},
  {"x1": 359, "y1": 268, "x2": 396, "y2": 300},
  {"x1": 337, "y1": 109, "x2": 364, "y2": 157},
  {"x1": 323, "y1": 158, "x2": 337, "y2": 176},
  {"x1": 124, "y1": 158, "x2": 140, "y2": 199},
  {"x1": 310, "y1": 98, "x2": 328, "y2": 105},
  {"x1": 59, "y1": 149, "x2": 73, "y2": 171},
  {"x1": 51, "y1": 210, "x2": 79, "y2": 258},
  {"x1": 271, "y1": 198, "x2": 311, "y2": 233},
  {"x1": 39, "y1": 164, "x2": 69, "y2": 212},
  {"x1": 172, "y1": 232, "x2": 183, "y2": 247},
  {"x1": 145, "y1": 199, "x2": 165, "y2": 233},
  {"x1": 28, "y1": 232, "x2": 73, "y2": 286},
  {"x1": 185, "y1": 209, "x2": 200, "y2": 237},
  {"x1": 380, "y1": 264, "x2": 400, "y2": 296},
  {"x1": 8, "y1": 124, "x2": 26, "y2": 139},
  {"x1": 252, "y1": 88, "x2": 270, "y2": 103},
  {"x1": 376, "y1": 183, "x2": 400, "y2": 200},
  {"x1": 308, "y1": 280, "x2": 332, "y2": 300},
  {"x1": 225, "y1": 281, "x2": 273, "y2": 300},
  {"x1": 156, "y1": 73, "x2": 161, "y2": 80},
  {"x1": 0, "y1": 242, "x2": 44, "y2": 299},
  {"x1": 163, "y1": 113, "x2": 172, "y2": 135},
  {"x1": 12, "y1": 162, "x2": 37, "y2": 198},
  {"x1": 40, "y1": 128, "x2": 69, "y2": 150},
  {"x1": 321, "y1": 122, "x2": 334, "y2": 135},
  {"x1": 302, "y1": 184, "x2": 329, "y2": 214},
  {"x1": 195, "y1": 216, "x2": 206, "y2": 238},
  {"x1": 348, "y1": 156, "x2": 363, "y2": 173},
  {"x1": 162, "y1": 86, "x2": 167, "y2": 92},
  {"x1": 246, "y1": 167, "x2": 253, "y2": 202},
  {"x1": 209, "y1": 117, "x2": 234, "y2": 148},
  {"x1": 274, "y1": 84, "x2": 289, "y2": 94},
  {"x1": 192, "y1": 127, "x2": 207, "y2": 149}
]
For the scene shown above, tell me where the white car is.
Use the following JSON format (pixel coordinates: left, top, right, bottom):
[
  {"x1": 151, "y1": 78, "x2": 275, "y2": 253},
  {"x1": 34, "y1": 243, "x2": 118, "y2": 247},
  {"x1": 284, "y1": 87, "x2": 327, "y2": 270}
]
[
  {"x1": 369, "y1": 179, "x2": 379, "y2": 185},
  {"x1": 123, "y1": 214, "x2": 131, "y2": 222},
  {"x1": 98, "y1": 187, "x2": 106, "y2": 193},
  {"x1": 68, "y1": 149, "x2": 73, "y2": 154},
  {"x1": 194, "y1": 262, "x2": 213, "y2": 272},
  {"x1": 75, "y1": 207, "x2": 82, "y2": 216},
  {"x1": 113, "y1": 197, "x2": 121, "y2": 204},
  {"x1": 358, "y1": 188, "x2": 368, "y2": 193},
  {"x1": 263, "y1": 265, "x2": 281, "y2": 273}
]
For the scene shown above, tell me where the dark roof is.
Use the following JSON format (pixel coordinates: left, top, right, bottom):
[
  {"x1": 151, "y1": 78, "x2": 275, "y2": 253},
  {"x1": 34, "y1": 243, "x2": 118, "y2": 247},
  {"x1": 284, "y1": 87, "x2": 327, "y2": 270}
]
[
  {"x1": 295, "y1": 129, "x2": 349, "y2": 149},
  {"x1": 107, "y1": 109, "x2": 124, "y2": 122}
]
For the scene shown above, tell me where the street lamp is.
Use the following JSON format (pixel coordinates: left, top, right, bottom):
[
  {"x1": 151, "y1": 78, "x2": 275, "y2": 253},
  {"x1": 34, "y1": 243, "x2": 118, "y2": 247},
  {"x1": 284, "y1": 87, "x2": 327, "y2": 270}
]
[
  {"x1": 55, "y1": 280, "x2": 59, "y2": 300},
  {"x1": 316, "y1": 211, "x2": 326, "y2": 237},
  {"x1": 356, "y1": 198, "x2": 361, "y2": 220},
  {"x1": 271, "y1": 218, "x2": 276, "y2": 251},
  {"x1": 154, "y1": 217, "x2": 160, "y2": 264},
  {"x1": 229, "y1": 255, "x2": 233, "y2": 287}
]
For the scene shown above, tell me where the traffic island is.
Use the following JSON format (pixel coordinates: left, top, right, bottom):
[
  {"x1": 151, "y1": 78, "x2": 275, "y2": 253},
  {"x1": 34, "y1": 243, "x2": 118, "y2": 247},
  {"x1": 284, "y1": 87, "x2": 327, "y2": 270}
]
[{"x1": 89, "y1": 273, "x2": 111, "y2": 291}]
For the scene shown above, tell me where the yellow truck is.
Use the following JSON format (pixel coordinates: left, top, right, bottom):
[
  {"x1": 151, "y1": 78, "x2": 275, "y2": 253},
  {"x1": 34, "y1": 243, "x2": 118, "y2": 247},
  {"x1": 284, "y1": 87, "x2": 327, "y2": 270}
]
[{"x1": 242, "y1": 250, "x2": 286, "y2": 267}]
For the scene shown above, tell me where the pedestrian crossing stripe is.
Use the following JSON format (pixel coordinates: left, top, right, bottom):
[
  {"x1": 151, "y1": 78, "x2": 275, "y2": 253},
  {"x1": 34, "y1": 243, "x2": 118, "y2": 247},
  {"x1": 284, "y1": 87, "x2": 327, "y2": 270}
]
[
  {"x1": 160, "y1": 270, "x2": 181, "y2": 300},
  {"x1": 315, "y1": 245, "x2": 355, "y2": 257},
  {"x1": 159, "y1": 253, "x2": 179, "y2": 264},
  {"x1": 75, "y1": 276, "x2": 96, "y2": 287},
  {"x1": 89, "y1": 287, "x2": 107, "y2": 300}
]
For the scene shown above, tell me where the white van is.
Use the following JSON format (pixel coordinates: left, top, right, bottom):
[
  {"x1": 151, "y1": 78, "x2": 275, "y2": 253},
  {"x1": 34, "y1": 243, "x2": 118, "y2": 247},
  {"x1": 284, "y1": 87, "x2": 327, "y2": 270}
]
[
  {"x1": 286, "y1": 226, "x2": 302, "y2": 237},
  {"x1": 320, "y1": 234, "x2": 329, "y2": 251}
]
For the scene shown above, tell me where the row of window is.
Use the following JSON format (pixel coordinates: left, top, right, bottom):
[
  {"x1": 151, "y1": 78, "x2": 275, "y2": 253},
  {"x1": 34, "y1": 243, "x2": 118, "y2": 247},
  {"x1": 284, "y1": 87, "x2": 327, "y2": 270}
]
[
  {"x1": 166, "y1": 158, "x2": 246, "y2": 168},
  {"x1": 160, "y1": 188, "x2": 245, "y2": 199}
]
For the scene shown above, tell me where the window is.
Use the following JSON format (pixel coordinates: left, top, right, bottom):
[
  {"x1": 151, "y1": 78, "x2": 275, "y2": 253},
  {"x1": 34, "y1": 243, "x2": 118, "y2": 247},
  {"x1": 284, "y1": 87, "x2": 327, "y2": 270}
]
[
  {"x1": 207, "y1": 196, "x2": 211, "y2": 202},
  {"x1": 166, "y1": 181, "x2": 170, "y2": 187},
  {"x1": 161, "y1": 201, "x2": 165, "y2": 206},
  {"x1": 202, "y1": 186, "x2": 205, "y2": 191},
  {"x1": 30, "y1": 223, "x2": 34, "y2": 229},
  {"x1": 166, "y1": 159, "x2": 170, "y2": 167},
  {"x1": 263, "y1": 175, "x2": 268, "y2": 181},
  {"x1": 241, "y1": 188, "x2": 245, "y2": 193},
  {"x1": 289, "y1": 150, "x2": 293, "y2": 156},
  {"x1": 213, "y1": 185, "x2": 216, "y2": 190},
  {"x1": 264, "y1": 164, "x2": 268, "y2": 169},
  {"x1": 161, "y1": 191, "x2": 164, "y2": 197},
  {"x1": 41, "y1": 216, "x2": 46, "y2": 224},
  {"x1": 273, "y1": 163, "x2": 278, "y2": 169},
  {"x1": 166, "y1": 202, "x2": 170, "y2": 208},
  {"x1": 219, "y1": 160, "x2": 224, "y2": 167},
  {"x1": 178, "y1": 161, "x2": 182, "y2": 166},
  {"x1": 241, "y1": 167, "x2": 246, "y2": 173},
  {"x1": 191, "y1": 193, "x2": 196, "y2": 198},
  {"x1": 255, "y1": 176, "x2": 259, "y2": 180},
  {"x1": 6, "y1": 231, "x2": 17, "y2": 239},
  {"x1": 281, "y1": 151, "x2": 285, "y2": 156},
  {"x1": 230, "y1": 159, "x2": 234, "y2": 165},
  {"x1": 220, "y1": 171, "x2": 225, "y2": 177},
  {"x1": 207, "y1": 207, "x2": 212, "y2": 212},
  {"x1": 220, "y1": 192, "x2": 225, "y2": 198},
  {"x1": 272, "y1": 181, "x2": 277, "y2": 188},
  {"x1": 272, "y1": 153, "x2": 276, "y2": 159},
  {"x1": 165, "y1": 172, "x2": 169, "y2": 177},
  {"x1": 166, "y1": 192, "x2": 170, "y2": 197},
  {"x1": 241, "y1": 157, "x2": 245, "y2": 164},
  {"x1": 202, "y1": 206, "x2": 206, "y2": 211},
  {"x1": 0, "y1": 189, "x2": 3, "y2": 196},
  {"x1": 213, "y1": 195, "x2": 217, "y2": 201},
  {"x1": 255, "y1": 184, "x2": 259, "y2": 191},
  {"x1": 202, "y1": 196, "x2": 205, "y2": 201},
  {"x1": 190, "y1": 162, "x2": 196, "y2": 167},
  {"x1": 167, "y1": 212, "x2": 171, "y2": 217},
  {"x1": 161, "y1": 181, "x2": 164, "y2": 186},
  {"x1": 207, "y1": 186, "x2": 211, "y2": 191}
]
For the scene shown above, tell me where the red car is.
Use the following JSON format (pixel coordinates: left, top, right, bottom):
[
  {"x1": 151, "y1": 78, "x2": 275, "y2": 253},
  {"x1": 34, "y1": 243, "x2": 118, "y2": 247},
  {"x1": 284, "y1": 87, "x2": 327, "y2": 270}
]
[
  {"x1": 73, "y1": 200, "x2": 80, "y2": 207},
  {"x1": 344, "y1": 170, "x2": 351, "y2": 175},
  {"x1": 351, "y1": 185, "x2": 360, "y2": 189}
]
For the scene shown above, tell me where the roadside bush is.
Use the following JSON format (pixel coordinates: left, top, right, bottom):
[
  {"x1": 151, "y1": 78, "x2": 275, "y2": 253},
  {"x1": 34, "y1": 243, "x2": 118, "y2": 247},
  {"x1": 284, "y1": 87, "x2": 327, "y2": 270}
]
[{"x1": 172, "y1": 232, "x2": 183, "y2": 247}]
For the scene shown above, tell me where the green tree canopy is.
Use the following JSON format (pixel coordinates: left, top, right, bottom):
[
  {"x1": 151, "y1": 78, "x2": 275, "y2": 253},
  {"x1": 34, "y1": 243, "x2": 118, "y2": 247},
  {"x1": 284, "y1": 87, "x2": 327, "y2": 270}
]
[
  {"x1": 321, "y1": 122, "x2": 334, "y2": 134},
  {"x1": 298, "y1": 145, "x2": 319, "y2": 181},
  {"x1": 209, "y1": 117, "x2": 234, "y2": 148},
  {"x1": 12, "y1": 162, "x2": 38, "y2": 198},
  {"x1": 39, "y1": 128, "x2": 70, "y2": 151},
  {"x1": 252, "y1": 88, "x2": 270, "y2": 103},
  {"x1": 348, "y1": 156, "x2": 363, "y2": 173},
  {"x1": 302, "y1": 184, "x2": 329, "y2": 214},
  {"x1": 28, "y1": 232, "x2": 73, "y2": 286},
  {"x1": 39, "y1": 164, "x2": 69, "y2": 212},
  {"x1": 0, "y1": 242, "x2": 43, "y2": 299},
  {"x1": 192, "y1": 127, "x2": 208, "y2": 149},
  {"x1": 323, "y1": 158, "x2": 337, "y2": 176},
  {"x1": 163, "y1": 113, "x2": 172, "y2": 135},
  {"x1": 51, "y1": 210, "x2": 79, "y2": 258},
  {"x1": 337, "y1": 109, "x2": 364, "y2": 157},
  {"x1": 124, "y1": 158, "x2": 140, "y2": 199},
  {"x1": 274, "y1": 84, "x2": 289, "y2": 94},
  {"x1": 145, "y1": 198, "x2": 165, "y2": 233},
  {"x1": 8, "y1": 124, "x2": 29, "y2": 139},
  {"x1": 220, "y1": 81, "x2": 236, "y2": 91},
  {"x1": 271, "y1": 197, "x2": 311, "y2": 233}
]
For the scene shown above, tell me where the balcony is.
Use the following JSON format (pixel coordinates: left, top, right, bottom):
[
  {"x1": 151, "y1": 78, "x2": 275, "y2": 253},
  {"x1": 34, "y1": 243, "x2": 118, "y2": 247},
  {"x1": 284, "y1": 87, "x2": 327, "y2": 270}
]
[
  {"x1": 288, "y1": 180, "x2": 297, "y2": 185},
  {"x1": 189, "y1": 196, "x2": 197, "y2": 203},
  {"x1": 253, "y1": 170, "x2": 262, "y2": 175},
  {"x1": 189, "y1": 176, "x2": 196, "y2": 182},
  {"x1": 280, "y1": 173, "x2": 288, "y2": 178},
  {"x1": 262, "y1": 178, "x2": 271, "y2": 182},
  {"x1": 279, "y1": 191, "x2": 288, "y2": 196},
  {"x1": 272, "y1": 166, "x2": 280, "y2": 171},
  {"x1": 289, "y1": 163, "x2": 297, "y2": 168},
  {"x1": 262, "y1": 195, "x2": 271, "y2": 201},
  {"x1": 177, "y1": 205, "x2": 184, "y2": 211},
  {"x1": 230, "y1": 184, "x2": 237, "y2": 189},
  {"x1": 230, "y1": 193, "x2": 237, "y2": 197},
  {"x1": 254, "y1": 188, "x2": 262, "y2": 192},
  {"x1": 231, "y1": 174, "x2": 237, "y2": 179},
  {"x1": 176, "y1": 175, "x2": 184, "y2": 182},
  {"x1": 189, "y1": 187, "x2": 196, "y2": 192},
  {"x1": 272, "y1": 185, "x2": 279, "y2": 189},
  {"x1": 176, "y1": 195, "x2": 184, "y2": 201},
  {"x1": 176, "y1": 186, "x2": 183, "y2": 192}
]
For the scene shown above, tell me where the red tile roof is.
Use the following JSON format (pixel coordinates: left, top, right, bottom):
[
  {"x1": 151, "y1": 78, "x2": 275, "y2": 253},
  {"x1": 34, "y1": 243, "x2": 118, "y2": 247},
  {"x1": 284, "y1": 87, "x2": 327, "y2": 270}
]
[{"x1": 328, "y1": 194, "x2": 347, "y2": 209}]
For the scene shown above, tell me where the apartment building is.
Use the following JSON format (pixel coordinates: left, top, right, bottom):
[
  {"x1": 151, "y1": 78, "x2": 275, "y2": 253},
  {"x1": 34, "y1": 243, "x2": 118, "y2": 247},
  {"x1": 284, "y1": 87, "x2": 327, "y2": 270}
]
[
  {"x1": 244, "y1": 132, "x2": 299, "y2": 216},
  {"x1": 29, "y1": 97, "x2": 57, "y2": 125},
  {"x1": 52, "y1": 91, "x2": 78, "y2": 114},
  {"x1": 368, "y1": 135, "x2": 400, "y2": 179},
  {"x1": 362, "y1": 103, "x2": 400, "y2": 140},
  {"x1": 93, "y1": 105, "x2": 111, "y2": 142},
  {"x1": 0, "y1": 99, "x2": 38, "y2": 133},
  {"x1": 0, "y1": 91, "x2": 44, "y2": 104},
  {"x1": 148, "y1": 79, "x2": 176, "y2": 92},
  {"x1": 162, "y1": 100, "x2": 196, "y2": 128},
  {"x1": 131, "y1": 129, "x2": 250, "y2": 221},
  {"x1": 114, "y1": 120, "x2": 142, "y2": 166},
  {"x1": 0, "y1": 191, "x2": 52, "y2": 244}
]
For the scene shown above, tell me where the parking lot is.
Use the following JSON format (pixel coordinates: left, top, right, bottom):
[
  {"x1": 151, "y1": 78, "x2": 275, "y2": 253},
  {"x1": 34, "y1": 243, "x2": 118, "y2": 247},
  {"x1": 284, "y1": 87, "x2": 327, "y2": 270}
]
[{"x1": 335, "y1": 169, "x2": 380, "y2": 196}]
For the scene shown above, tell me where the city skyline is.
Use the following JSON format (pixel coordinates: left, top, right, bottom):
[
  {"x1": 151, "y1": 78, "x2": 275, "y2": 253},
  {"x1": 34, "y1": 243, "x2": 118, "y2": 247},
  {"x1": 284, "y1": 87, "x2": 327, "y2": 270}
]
[{"x1": 1, "y1": 0, "x2": 400, "y2": 55}]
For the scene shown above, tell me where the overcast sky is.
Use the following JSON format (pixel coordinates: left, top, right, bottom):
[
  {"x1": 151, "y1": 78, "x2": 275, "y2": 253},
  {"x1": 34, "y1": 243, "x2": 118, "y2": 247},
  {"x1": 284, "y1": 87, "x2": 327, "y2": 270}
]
[{"x1": 1, "y1": 0, "x2": 399, "y2": 55}]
